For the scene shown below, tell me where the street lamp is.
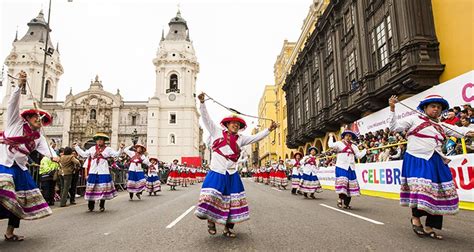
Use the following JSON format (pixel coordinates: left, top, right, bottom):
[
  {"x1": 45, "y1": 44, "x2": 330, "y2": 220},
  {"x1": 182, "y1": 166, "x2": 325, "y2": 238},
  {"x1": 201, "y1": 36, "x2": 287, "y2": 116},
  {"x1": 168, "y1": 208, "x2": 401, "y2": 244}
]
[
  {"x1": 131, "y1": 128, "x2": 138, "y2": 145},
  {"x1": 39, "y1": 0, "x2": 73, "y2": 107}
]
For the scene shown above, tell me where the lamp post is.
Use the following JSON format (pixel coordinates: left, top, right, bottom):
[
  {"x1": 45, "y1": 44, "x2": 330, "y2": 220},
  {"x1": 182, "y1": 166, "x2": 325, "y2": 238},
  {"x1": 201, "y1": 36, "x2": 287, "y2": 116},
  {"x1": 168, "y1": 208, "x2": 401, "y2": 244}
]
[
  {"x1": 39, "y1": 0, "x2": 73, "y2": 107},
  {"x1": 131, "y1": 128, "x2": 138, "y2": 145}
]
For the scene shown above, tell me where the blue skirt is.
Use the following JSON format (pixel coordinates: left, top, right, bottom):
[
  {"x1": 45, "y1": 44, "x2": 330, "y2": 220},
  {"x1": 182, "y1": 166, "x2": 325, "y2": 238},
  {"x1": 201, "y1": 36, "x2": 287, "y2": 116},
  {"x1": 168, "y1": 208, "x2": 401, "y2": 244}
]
[
  {"x1": 335, "y1": 167, "x2": 360, "y2": 197},
  {"x1": 400, "y1": 152, "x2": 458, "y2": 215},
  {"x1": 146, "y1": 176, "x2": 160, "y2": 183},
  {"x1": 85, "y1": 174, "x2": 117, "y2": 201},
  {"x1": 0, "y1": 164, "x2": 51, "y2": 220},
  {"x1": 127, "y1": 171, "x2": 146, "y2": 193},
  {"x1": 299, "y1": 173, "x2": 322, "y2": 193},
  {"x1": 194, "y1": 170, "x2": 249, "y2": 225}
]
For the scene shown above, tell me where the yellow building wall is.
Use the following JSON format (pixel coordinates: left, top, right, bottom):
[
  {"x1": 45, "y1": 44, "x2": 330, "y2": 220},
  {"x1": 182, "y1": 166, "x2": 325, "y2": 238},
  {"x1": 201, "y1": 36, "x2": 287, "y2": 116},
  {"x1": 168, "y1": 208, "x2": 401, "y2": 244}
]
[
  {"x1": 257, "y1": 85, "x2": 277, "y2": 165},
  {"x1": 432, "y1": 0, "x2": 474, "y2": 82}
]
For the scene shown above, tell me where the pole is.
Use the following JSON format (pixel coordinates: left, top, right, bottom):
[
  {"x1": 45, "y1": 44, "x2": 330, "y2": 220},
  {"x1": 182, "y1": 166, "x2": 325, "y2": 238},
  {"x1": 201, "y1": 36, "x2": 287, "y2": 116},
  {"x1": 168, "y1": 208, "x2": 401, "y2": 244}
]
[{"x1": 39, "y1": 0, "x2": 52, "y2": 108}]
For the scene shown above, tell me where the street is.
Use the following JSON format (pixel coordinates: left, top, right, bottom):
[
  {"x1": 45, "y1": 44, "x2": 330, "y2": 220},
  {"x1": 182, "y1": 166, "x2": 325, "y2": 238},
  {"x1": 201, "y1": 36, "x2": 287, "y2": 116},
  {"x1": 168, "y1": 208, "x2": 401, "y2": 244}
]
[{"x1": 1, "y1": 178, "x2": 473, "y2": 251}]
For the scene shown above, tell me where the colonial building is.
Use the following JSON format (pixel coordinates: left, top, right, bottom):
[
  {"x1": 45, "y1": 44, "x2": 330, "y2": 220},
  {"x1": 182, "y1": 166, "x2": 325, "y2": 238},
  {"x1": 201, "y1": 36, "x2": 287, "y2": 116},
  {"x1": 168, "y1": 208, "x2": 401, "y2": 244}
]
[
  {"x1": 254, "y1": 0, "x2": 329, "y2": 162},
  {"x1": 257, "y1": 85, "x2": 277, "y2": 166},
  {"x1": 0, "y1": 10, "x2": 202, "y2": 163},
  {"x1": 283, "y1": 0, "x2": 444, "y2": 151}
]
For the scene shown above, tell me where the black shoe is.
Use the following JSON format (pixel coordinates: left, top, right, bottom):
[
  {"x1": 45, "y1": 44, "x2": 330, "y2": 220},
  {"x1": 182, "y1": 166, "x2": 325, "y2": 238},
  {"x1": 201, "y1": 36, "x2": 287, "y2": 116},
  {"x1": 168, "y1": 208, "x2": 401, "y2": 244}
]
[
  {"x1": 100, "y1": 207, "x2": 105, "y2": 212},
  {"x1": 70, "y1": 202, "x2": 76, "y2": 205},
  {"x1": 136, "y1": 193, "x2": 141, "y2": 200}
]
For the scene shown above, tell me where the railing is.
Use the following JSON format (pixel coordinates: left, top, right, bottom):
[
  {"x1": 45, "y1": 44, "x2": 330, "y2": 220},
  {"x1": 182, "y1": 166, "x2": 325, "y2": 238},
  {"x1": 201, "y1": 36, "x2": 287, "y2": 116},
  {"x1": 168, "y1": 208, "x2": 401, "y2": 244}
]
[{"x1": 317, "y1": 141, "x2": 408, "y2": 161}]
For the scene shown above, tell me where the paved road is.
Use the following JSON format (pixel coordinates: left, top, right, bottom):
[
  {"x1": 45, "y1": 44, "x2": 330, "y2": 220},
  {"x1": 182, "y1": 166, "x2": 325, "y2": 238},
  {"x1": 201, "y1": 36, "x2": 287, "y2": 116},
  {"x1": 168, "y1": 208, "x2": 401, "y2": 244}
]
[{"x1": 1, "y1": 178, "x2": 473, "y2": 251}]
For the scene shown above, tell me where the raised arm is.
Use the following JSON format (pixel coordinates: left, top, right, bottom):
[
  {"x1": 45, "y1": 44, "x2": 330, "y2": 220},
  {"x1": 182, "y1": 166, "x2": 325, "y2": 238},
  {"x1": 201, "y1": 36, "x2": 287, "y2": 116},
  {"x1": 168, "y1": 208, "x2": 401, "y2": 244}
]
[
  {"x1": 327, "y1": 134, "x2": 339, "y2": 150},
  {"x1": 74, "y1": 145, "x2": 91, "y2": 158},
  {"x1": 240, "y1": 128, "x2": 270, "y2": 147},
  {"x1": 199, "y1": 102, "x2": 220, "y2": 136},
  {"x1": 123, "y1": 146, "x2": 135, "y2": 158},
  {"x1": 6, "y1": 85, "x2": 22, "y2": 128},
  {"x1": 388, "y1": 95, "x2": 412, "y2": 132},
  {"x1": 104, "y1": 146, "x2": 122, "y2": 158}
]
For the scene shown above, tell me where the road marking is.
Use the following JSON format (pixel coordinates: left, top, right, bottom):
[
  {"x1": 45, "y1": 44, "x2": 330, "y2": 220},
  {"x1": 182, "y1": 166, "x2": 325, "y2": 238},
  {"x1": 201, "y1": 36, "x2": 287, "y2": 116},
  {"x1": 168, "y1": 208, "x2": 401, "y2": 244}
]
[
  {"x1": 271, "y1": 188, "x2": 283, "y2": 192},
  {"x1": 166, "y1": 206, "x2": 195, "y2": 229},
  {"x1": 319, "y1": 204, "x2": 384, "y2": 225}
]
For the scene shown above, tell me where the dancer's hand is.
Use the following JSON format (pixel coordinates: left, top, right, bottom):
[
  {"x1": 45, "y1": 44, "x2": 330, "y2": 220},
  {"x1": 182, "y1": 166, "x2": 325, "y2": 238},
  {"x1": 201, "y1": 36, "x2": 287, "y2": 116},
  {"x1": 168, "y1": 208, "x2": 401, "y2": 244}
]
[
  {"x1": 268, "y1": 121, "x2": 278, "y2": 131},
  {"x1": 198, "y1": 92, "x2": 206, "y2": 103},
  {"x1": 389, "y1": 95, "x2": 398, "y2": 111}
]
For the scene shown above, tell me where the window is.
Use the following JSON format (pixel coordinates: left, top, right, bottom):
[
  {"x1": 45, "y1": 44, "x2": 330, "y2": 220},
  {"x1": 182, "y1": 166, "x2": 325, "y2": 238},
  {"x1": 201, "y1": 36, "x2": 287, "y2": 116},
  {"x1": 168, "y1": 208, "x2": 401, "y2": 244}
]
[
  {"x1": 167, "y1": 74, "x2": 179, "y2": 93},
  {"x1": 169, "y1": 134, "x2": 176, "y2": 144},
  {"x1": 131, "y1": 115, "x2": 137, "y2": 126},
  {"x1": 386, "y1": 15, "x2": 394, "y2": 51},
  {"x1": 169, "y1": 113, "x2": 176, "y2": 124},
  {"x1": 313, "y1": 51, "x2": 319, "y2": 71},
  {"x1": 283, "y1": 105, "x2": 287, "y2": 120},
  {"x1": 296, "y1": 82, "x2": 300, "y2": 95},
  {"x1": 315, "y1": 87, "x2": 321, "y2": 112},
  {"x1": 327, "y1": 36, "x2": 333, "y2": 55},
  {"x1": 44, "y1": 80, "x2": 52, "y2": 98},
  {"x1": 90, "y1": 109, "x2": 96, "y2": 120},
  {"x1": 304, "y1": 99, "x2": 309, "y2": 119},
  {"x1": 296, "y1": 107, "x2": 301, "y2": 125},
  {"x1": 344, "y1": 5, "x2": 355, "y2": 33},
  {"x1": 375, "y1": 21, "x2": 389, "y2": 67},
  {"x1": 328, "y1": 73, "x2": 335, "y2": 103},
  {"x1": 346, "y1": 50, "x2": 358, "y2": 90},
  {"x1": 304, "y1": 70, "x2": 309, "y2": 85}
]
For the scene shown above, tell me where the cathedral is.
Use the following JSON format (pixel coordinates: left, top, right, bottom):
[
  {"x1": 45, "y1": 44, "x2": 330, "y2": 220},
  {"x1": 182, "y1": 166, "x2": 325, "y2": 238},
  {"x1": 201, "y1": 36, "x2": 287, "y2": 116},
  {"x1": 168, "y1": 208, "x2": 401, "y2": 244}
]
[{"x1": 0, "y1": 10, "x2": 203, "y2": 163}]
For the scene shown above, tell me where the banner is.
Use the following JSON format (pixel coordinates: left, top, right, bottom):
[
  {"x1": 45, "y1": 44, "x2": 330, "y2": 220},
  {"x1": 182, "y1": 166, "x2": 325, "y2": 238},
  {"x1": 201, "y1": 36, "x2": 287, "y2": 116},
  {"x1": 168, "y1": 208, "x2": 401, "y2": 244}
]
[
  {"x1": 354, "y1": 71, "x2": 474, "y2": 135},
  {"x1": 316, "y1": 153, "x2": 474, "y2": 203}
]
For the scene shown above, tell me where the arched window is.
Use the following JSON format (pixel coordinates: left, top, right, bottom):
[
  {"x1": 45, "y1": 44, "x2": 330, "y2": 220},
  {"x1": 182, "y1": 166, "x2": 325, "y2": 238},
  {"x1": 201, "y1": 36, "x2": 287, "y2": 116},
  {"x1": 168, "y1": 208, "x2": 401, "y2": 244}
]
[
  {"x1": 90, "y1": 109, "x2": 96, "y2": 120},
  {"x1": 167, "y1": 74, "x2": 180, "y2": 93},
  {"x1": 44, "y1": 80, "x2": 52, "y2": 98},
  {"x1": 169, "y1": 134, "x2": 176, "y2": 144}
]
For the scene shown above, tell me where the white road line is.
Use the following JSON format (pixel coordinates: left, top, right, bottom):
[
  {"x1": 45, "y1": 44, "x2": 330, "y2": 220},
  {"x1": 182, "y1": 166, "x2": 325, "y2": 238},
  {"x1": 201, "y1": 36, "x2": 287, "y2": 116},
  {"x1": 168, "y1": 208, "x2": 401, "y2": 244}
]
[
  {"x1": 271, "y1": 188, "x2": 282, "y2": 192},
  {"x1": 166, "y1": 206, "x2": 195, "y2": 229},
  {"x1": 319, "y1": 204, "x2": 384, "y2": 225}
]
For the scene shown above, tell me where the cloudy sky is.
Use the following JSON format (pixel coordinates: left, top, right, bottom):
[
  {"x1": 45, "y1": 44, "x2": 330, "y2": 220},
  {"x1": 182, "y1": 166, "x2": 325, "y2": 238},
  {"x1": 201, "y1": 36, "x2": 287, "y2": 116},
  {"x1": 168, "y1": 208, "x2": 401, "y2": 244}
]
[{"x1": 1, "y1": 0, "x2": 311, "y2": 132}]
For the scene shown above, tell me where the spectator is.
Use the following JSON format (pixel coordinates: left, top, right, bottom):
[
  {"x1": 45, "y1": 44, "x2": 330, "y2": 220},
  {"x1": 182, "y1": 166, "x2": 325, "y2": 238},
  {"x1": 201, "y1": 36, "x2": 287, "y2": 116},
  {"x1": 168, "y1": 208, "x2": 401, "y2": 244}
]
[
  {"x1": 460, "y1": 117, "x2": 474, "y2": 128},
  {"x1": 58, "y1": 147, "x2": 81, "y2": 207},
  {"x1": 453, "y1": 106, "x2": 462, "y2": 118},
  {"x1": 39, "y1": 155, "x2": 60, "y2": 206},
  {"x1": 444, "y1": 109, "x2": 460, "y2": 125}
]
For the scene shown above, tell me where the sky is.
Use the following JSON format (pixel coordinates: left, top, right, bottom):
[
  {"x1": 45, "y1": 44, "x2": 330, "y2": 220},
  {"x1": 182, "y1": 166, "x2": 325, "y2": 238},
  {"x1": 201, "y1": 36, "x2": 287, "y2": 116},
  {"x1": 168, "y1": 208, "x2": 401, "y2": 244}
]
[{"x1": 1, "y1": 0, "x2": 311, "y2": 133}]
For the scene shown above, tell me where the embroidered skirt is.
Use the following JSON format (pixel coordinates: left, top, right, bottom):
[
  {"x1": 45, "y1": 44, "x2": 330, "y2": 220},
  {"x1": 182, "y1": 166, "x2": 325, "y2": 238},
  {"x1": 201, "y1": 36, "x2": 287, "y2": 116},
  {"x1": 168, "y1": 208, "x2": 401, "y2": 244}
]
[
  {"x1": 335, "y1": 167, "x2": 360, "y2": 197},
  {"x1": 195, "y1": 170, "x2": 249, "y2": 225},
  {"x1": 0, "y1": 164, "x2": 52, "y2": 220},
  {"x1": 400, "y1": 152, "x2": 459, "y2": 215}
]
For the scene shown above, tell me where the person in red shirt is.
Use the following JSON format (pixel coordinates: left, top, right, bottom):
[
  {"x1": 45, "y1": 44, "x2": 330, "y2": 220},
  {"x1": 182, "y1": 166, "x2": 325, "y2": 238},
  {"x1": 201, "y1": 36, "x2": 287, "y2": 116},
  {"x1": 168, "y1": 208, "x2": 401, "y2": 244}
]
[{"x1": 443, "y1": 109, "x2": 459, "y2": 125}]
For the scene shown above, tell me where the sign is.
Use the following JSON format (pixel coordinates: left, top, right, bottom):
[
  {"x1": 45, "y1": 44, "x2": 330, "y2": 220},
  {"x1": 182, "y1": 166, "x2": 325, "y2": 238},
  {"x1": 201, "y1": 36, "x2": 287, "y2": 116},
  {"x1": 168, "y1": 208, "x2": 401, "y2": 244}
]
[
  {"x1": 316, "y1": 153, "x2": 474, "y2": 203},
  {"x1": 354, "y1": 71, "x2": 474, "y2": 135}
]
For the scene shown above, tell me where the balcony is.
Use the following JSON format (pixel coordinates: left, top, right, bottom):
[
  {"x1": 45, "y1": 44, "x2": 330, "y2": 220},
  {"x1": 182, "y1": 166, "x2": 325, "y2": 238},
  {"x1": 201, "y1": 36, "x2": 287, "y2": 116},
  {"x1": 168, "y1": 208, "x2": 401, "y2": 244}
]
[{"x1": 166, "y1": 88, "x2": 180, "y2": 94}]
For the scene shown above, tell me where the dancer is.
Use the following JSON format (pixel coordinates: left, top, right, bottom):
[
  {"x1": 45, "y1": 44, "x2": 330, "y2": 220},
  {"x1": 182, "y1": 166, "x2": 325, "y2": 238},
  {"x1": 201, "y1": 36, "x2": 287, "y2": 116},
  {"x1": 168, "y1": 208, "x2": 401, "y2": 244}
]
[
  {"x1": 300, "y1": 147, "x2": 323, "y2": 199},
  {"x1": 146, "y1": 157, "x2": 161, "y2": 196},
  {"x1": 328, "y1": 130, "x2": 366, "y2": 209},
  {"x1": 74, "y1": 133, "x2": 122, "y2": 212},
  {"x1": 290, "y1": 152, "x2": 303, "y2": 195},
  {"x1": 194, "y1": 92, "x2": 277, "y2": 238},
  {"x1": 167, "y1": 159, "x2": 180, "y2": 190},
  {"x1": 123, "y1": 144, "x2": 148, "y2": 200},
  {"x1": 0, "y1": 72, "x2": 57, "y2": 241},
  {"x1": 274, "y1": 159, "x2": 288, "y2": 190},
  {"x1": 389, "y1": 95, "x2": 474, "y2": 239}
]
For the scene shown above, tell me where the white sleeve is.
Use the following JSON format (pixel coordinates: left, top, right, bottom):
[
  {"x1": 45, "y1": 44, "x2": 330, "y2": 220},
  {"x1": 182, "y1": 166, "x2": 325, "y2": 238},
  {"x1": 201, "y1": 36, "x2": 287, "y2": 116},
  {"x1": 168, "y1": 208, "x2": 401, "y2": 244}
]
[
  {"x1": 353, "y1": 144, "x2": 367, "y2": 159},
  {"x1": 389, "y1": 111, "x2": 413, "y2": 132},
  {"x1": 74, "y1": 145, "x2": 91, "y2": 158},
  {"x1": 441, "y1": 123, "x2": 471, "y2": 138},
  {"x1": 123, "y1": 146, "x2": 135, "y2": 158},
  {"x1": 327, "y1": 136, "x2": 337, "y2": 149},
  {"x1": 240, "y1": 129, "x2": 270, "y2": 147},
  {"x1": 36, "y1": 135, "x2": 57, "y2": 158},
  {"x1": 143, "y1": 156, "x2": 150, "y2": 166},
  {"x1": 6, "y1": 86, "x2": 22, "y2": 128},
  {"x1": 199, "y1": 102, "x2": 220, "y2": 136},
  {"x1": 104, "y1": 146, "x2": 121, "y2": 158}
]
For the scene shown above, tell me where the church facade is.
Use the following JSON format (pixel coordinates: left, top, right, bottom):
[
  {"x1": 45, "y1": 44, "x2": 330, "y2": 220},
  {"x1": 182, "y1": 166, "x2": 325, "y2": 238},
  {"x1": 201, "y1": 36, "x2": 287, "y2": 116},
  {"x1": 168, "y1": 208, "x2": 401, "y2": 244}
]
[{"x1": 0, "y1": 10, "x2": 203, "y2": 163}]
